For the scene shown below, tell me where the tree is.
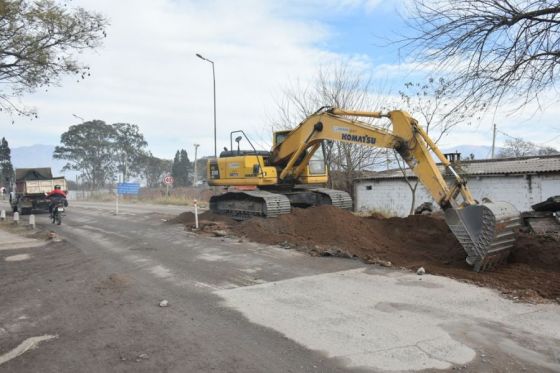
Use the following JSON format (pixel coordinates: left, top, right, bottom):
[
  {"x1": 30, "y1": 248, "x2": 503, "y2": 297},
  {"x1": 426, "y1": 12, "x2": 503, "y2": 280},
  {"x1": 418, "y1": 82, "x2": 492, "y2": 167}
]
[
  {"x1": 273, "y1": 63, "x2": 388, "y2": 193},
  {"x1": 53, "y1": 120, "x2": 117, "y2": 189},
  {"x1": 171, "y1": 149, "x2": 191, "y2": 187},
  {"x1": 402, "y1": 0, "x2": 560, "y2": 107},
  {"x1": 0, "y1": 137, "x2": 14, "y2": 189},
  {"x1": 0, "y1": 0, "x2": 108, "y2": 118},
  {"x1": 498, "y1": 138, "x2": 559, "y2": 158},
  {"x1": 141, "y1": 153, "x2": 172, "y2": 188},
  {"x1": 395, "y1": 77, "x2": 484, "y2": 214},
  {"x1": 194, "y1": 157, "x2": 208, "y2": 183},
  {"x1": 113, "y1": 123, "x2": 148, "y2": 182},
  {"x1": 538, "y1": 147, "x2": 560, "y2": 156}
]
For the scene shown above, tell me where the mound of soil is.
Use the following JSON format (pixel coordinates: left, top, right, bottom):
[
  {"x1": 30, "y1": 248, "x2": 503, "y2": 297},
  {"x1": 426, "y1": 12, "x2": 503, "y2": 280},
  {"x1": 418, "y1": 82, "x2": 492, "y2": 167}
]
[
  {"x1": 167, "y1": 211, "x2": 236, "y2": 225},
  {"x1": 233, "y1": 206, "x2": 560, "y2": 302},
  {"x1": 167, "y1": 211, "x2": 236, "y2": 234},
  {"x1": 173, "y1": 205, "x2": 560, "y2": 302}
]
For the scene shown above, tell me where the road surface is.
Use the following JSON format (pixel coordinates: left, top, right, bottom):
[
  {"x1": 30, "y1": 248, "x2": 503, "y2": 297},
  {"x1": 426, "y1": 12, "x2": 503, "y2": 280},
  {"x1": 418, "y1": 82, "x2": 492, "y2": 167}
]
[{"x1": 0, "y1": 201, "x2": 559, "y2": 372}]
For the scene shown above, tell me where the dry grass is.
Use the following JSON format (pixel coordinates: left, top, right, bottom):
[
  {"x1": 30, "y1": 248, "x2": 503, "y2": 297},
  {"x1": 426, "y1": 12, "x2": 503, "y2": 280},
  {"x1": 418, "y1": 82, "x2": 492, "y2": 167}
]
[{"x1": 79, "y1": 187, "x2": 216, "y2": 207}]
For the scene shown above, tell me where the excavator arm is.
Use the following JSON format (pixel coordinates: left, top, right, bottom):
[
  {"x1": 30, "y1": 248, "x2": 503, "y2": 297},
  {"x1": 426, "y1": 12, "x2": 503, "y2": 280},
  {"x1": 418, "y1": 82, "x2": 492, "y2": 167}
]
[
  {"x1": 272, "y1": 107, "x2": 473, "y2": 208},
  {"x1": 272, "y1": 107, "x2": 520, "y2": 271}
]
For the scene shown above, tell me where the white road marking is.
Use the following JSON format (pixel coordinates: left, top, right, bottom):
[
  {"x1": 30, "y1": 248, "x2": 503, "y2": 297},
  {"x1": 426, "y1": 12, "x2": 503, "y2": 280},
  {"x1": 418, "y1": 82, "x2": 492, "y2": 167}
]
[
  {"x1": 0, "y1": 335, "x2": 58, "y2": 366},
  {"x1": 0, "y1": 240, "x2": 46, "y2": 251},
  {"x1": 5, "y1": 254, "x2": 30, "y2": 262}
]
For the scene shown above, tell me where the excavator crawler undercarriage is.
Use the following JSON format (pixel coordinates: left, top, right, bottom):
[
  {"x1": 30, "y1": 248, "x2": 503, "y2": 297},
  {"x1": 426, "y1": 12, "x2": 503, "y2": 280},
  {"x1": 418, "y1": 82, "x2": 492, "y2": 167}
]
[{"x1": 209, "y1": 187, "x2": 352, "y2": 220}]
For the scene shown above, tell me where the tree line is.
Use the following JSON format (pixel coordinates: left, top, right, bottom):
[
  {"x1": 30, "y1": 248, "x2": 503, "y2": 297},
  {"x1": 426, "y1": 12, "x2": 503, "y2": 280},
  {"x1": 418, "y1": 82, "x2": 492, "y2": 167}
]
[{"x1": 54, "y1": 121, "x2": 196, "y2": 189}]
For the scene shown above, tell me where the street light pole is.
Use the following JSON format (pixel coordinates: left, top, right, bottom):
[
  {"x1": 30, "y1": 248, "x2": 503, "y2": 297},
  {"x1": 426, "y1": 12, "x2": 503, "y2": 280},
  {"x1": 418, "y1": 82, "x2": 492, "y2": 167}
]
[
  {"x1": 193, "y1": 143, "x2": 200, "y2": 186},
  {"x1": 196, "y1": 53, "x2": 217, "y2": 158},
  {"x1": 72, "y1": 114, "x2": 85, "y2": 123}
]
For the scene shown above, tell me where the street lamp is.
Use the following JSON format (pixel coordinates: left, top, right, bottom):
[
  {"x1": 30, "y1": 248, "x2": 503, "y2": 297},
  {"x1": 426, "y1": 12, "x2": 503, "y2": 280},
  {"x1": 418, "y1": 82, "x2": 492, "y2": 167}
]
[
  {"x1": 72, "y1": 114, "x2": 85, "y2": 123},
  {"x1": 196, "y1": 53, "x2": 217, "y2": 158},
  {"x1": 193, "y1": 143, "x2": 200, "y2": 186}
]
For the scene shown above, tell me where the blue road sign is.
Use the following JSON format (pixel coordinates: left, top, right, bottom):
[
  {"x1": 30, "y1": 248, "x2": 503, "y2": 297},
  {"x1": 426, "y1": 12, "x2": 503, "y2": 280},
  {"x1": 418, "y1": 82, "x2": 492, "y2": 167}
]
[{"x1": 117, "y1": 182, "x2": 140, "y2": 195}]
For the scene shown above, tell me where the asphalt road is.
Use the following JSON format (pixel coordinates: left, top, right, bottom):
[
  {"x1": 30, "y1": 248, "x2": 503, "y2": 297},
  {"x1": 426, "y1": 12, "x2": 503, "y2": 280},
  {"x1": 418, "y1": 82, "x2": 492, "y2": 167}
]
[{"x1": 0, "y1": 201, "x2": 559, "y2": 372}]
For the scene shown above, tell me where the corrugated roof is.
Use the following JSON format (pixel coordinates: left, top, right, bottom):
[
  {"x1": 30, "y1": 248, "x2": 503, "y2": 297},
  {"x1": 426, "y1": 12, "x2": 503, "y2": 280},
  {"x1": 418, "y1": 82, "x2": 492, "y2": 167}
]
[{"x1": 356, "y1": 154, "x2": 560, "y2": 181}]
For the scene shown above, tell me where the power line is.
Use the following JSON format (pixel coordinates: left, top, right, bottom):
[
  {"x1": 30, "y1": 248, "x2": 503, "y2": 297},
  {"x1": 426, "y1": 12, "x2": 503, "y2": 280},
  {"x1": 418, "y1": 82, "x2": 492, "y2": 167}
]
[
  {"x1": 496, "y1": 129, "x2": 558, "y2": 150},
  {"x1": 539, "y1": 133, "x2": 560, "y2": 145}
]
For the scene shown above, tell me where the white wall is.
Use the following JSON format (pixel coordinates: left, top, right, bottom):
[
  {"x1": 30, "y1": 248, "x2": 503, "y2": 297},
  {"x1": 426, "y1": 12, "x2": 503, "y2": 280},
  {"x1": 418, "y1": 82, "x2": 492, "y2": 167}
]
[{"x1": 354, "y1": 174, "x2": 560, "y2": 217}]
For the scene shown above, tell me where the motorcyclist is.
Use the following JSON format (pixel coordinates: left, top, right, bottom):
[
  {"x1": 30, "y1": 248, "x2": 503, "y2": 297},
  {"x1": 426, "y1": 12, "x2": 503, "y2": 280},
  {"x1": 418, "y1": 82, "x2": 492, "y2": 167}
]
[{"x1": 47, "y1": 185, "x2": 68, "y2": 217}]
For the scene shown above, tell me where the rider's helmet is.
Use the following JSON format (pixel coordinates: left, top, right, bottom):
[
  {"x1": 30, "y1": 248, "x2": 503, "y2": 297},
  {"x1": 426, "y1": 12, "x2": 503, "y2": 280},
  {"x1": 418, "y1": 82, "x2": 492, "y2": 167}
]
[{"x1": 54, "y1": 185, "x2": 61, "y2": 190}]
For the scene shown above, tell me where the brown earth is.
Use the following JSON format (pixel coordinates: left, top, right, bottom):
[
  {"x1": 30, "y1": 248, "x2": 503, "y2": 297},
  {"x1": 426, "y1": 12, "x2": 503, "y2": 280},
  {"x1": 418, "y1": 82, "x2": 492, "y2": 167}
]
[
  {"x1": 166, "y1": 211, "x2": 236, "y2": 233},
  {"x1": 172, "y1": 205, "x2": 560, "y2": 303}
]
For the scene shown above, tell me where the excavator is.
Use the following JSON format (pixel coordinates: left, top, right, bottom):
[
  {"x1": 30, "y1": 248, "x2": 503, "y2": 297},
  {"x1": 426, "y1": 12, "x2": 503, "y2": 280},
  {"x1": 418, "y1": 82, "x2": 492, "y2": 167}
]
[{"x1": 206, "y1": 107, "x2": 520, "y2": 272}]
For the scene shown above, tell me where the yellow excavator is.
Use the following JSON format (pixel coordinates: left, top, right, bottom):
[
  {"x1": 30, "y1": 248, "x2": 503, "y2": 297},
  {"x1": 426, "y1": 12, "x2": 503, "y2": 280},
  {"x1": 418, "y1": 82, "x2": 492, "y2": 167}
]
[{"x1": 207, "y1": 107, "x2": 520, "y2": 271}]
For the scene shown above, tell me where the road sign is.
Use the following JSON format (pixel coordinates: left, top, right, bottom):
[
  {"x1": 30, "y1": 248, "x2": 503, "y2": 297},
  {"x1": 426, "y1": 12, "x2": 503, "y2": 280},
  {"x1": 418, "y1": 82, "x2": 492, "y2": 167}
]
[
  {"x1": 163, "y1": 176, "x2": 174, "y2": 185},
  {"x1": 117, "y1": 182, "x2": 140, "y2": 195}
]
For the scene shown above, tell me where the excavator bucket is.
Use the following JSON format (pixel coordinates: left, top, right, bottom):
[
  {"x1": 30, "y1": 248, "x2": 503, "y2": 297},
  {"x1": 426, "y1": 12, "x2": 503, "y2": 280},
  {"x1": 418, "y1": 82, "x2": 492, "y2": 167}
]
[{"x1": 444, "y1": 202, "x2": 521, "y2": 272}]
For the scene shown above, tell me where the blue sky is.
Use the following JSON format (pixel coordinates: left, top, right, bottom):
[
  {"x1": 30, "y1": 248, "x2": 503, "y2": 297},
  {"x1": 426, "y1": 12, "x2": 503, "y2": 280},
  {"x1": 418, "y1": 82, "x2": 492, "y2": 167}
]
[
  {"x1": 319, "y1": 3, "x2": 406, "y2": 64},
  {"x1": 1, "y1": 0, "x2": 559, "y2": 160}
]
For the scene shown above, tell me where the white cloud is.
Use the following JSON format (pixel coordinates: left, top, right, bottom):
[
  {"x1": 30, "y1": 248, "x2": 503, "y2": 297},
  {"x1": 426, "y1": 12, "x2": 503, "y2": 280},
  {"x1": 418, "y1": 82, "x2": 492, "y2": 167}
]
[
  {"x1": 2, "y1": 0, "x2": 558, "y2": 162},
  {"x1": 3, "y1": 0, "x2": 347, "y2": 159}
]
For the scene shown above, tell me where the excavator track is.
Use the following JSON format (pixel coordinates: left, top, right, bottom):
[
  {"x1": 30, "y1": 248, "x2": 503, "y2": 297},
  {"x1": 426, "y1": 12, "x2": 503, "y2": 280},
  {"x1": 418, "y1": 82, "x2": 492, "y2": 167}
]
[
  {"x1": 210, "y1": 190, "x2": 291, "y2": 220},
  {"x1": 445, "y1": 202, "x2": 520, "y2": 272},
  {"x1": 305, "y1": 187, "x2": 353, "y2": 210},
  {"x1": 210, "y1": 188, "x2": 352, "y2": 220}
]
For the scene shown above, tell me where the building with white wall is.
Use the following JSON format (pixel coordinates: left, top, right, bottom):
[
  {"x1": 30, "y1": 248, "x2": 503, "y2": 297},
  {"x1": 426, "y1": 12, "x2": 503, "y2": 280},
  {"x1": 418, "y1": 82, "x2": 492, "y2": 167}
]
[{"x1": 353, "y1": 155, "x2": 560, "y2": 217}]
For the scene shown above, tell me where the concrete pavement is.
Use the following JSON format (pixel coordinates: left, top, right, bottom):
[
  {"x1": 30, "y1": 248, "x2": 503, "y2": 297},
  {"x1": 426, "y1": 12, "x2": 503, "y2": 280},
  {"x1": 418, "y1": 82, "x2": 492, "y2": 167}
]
[{"x1": 218, "y1": 267, "x2": 560, "y2": 371}]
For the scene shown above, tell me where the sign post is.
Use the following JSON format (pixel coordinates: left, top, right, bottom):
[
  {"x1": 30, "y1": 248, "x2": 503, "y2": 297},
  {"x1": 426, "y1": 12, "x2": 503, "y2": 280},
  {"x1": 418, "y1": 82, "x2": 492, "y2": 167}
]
[{"x1": 163, "y1": 176, "x2": 174, "y2": 197}]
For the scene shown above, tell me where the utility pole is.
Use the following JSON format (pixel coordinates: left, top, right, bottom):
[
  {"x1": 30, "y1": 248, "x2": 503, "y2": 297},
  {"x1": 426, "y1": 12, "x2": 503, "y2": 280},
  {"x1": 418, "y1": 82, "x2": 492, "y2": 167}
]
[
  {"x1": 196, "y1": 54, "x2": 217, "y2": 157},
  {"x1": 193, "y1": 144, "x2": 200, "y2": 186},
  {"x1": 491, "y1": 123, "x2": 497, "y2": 159}
]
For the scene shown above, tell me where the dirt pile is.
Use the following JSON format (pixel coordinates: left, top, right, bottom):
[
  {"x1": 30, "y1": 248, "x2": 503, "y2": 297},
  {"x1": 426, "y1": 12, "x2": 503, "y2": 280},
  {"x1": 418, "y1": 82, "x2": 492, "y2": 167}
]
[
  {"x1": 167, "y1": 211, "x2": 236, "y2": 233},
  {"x1": 231, "y1": 206, "x2": 466, "y2": 267},
  {"x1": 173, "y1": 205, "x2": 560, "y2": 302}
]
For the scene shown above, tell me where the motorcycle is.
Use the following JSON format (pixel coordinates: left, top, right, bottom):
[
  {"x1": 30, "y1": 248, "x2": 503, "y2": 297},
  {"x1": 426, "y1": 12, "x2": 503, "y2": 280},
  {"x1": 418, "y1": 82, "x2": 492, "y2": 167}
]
[{"x1": 51, "y1": 201, "x2": 66, "y2": 225}]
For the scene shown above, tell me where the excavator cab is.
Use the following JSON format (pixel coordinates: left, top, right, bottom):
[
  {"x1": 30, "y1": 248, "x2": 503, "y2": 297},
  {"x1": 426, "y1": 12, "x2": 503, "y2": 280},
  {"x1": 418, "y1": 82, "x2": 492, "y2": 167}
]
[{"x1": 273, "y1": 130, "x2": 328, "y2": 184}]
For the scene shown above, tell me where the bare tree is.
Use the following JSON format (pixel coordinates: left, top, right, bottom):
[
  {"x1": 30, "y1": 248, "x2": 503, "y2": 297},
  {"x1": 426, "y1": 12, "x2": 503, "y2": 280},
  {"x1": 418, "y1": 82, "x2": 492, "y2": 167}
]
[
  {"x1": 394, "y1": 77, "x2": 484, "y2": 214},
  {"x1": 402, "y1": 0, "x2": 560, "y2": 107},
  {"x1": 272, "y1": 63, "x2": 388, "y2": 192},
  {"x1": 498, "y1": 138, "x2": 559, "y2": 158},
  {"x1": 0, "y1": 0, "x2": 108, "y2": 118},
  {"x1": 539, "y1": 146, "x2": 560, "y2": 155}
]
